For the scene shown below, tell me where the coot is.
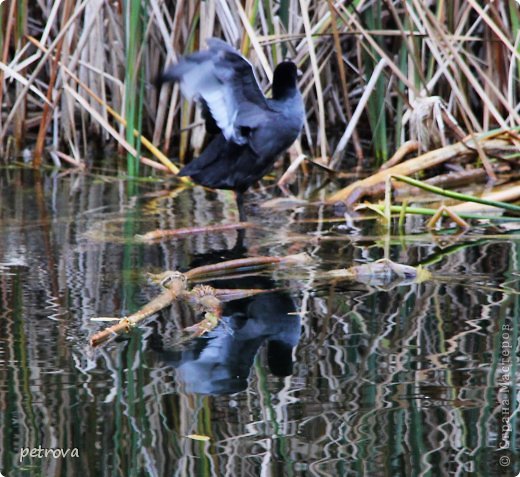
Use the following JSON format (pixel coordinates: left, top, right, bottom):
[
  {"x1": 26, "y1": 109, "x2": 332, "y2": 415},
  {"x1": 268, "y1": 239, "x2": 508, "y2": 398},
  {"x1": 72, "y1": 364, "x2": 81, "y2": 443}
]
[{"x1": 160, "y1": 38, "x2": 305, "y2": 220}]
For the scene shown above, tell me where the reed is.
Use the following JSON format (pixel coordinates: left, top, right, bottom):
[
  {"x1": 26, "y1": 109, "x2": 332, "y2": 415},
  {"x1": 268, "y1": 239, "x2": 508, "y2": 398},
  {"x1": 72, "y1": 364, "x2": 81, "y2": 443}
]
[
  {"x1": 123, "y1": 0, "x2": 145, "y2": 176},
  {"x1": 0, "y1": 0, "x2": 518, "y2": 176}
]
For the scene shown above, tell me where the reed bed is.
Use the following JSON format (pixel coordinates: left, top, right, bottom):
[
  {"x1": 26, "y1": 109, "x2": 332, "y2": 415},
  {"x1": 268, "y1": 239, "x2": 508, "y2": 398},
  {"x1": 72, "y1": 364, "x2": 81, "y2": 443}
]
[{"x1": 0, "y1": 0, "x2": 518, "y2": 176}]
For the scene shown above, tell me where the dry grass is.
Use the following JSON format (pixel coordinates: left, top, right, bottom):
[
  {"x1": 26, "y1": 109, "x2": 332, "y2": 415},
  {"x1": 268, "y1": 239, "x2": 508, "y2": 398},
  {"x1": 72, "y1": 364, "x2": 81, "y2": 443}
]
[{"x1": 0, "y1": 0, "x2": 518, "y2": 175}]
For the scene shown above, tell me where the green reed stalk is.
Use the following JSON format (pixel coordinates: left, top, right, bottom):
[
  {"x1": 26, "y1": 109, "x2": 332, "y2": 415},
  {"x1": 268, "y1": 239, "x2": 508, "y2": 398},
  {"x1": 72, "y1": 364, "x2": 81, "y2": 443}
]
[
  {"x1": 241, "y1": 0, "x2": 260, "y2": 55},
  {"x1": 393, "y1": 175, "x2": 520, "y2": 213},
  {"x1": 365, "y1": 205, "x2": 520, "y2": 222},
  {"x1": 362, "y1": 0, "x2": 388, "y2": 165},
  {"x1": 508, "y1": 0, "x2": 520, "y2": 105},
  {"x1": 262, "y1": 0, "x2": 278, "y2": 63},
  {"x1": 124, "y1": 0, "x2": 143, "y2": 177},
  {"x1": 279, "y1": 0, "x2": 290, "y2": 32}
]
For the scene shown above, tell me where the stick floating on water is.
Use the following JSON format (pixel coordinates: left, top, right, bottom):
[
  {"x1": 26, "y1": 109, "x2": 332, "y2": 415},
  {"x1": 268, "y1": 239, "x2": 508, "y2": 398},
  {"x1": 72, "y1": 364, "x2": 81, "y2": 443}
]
[{"x1": 89, "y1": 253, "x2": 312, "y2": 347}]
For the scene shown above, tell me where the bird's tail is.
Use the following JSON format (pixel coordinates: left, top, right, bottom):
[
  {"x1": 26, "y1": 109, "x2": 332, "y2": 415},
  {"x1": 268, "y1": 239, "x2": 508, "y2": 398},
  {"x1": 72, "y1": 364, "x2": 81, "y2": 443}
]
[
  {"x1": 154, "y1": 67, "x2": 180, "y2": 90},
  {"x1": 177, "y1": 135, "x2": 230, "y2": 188}
]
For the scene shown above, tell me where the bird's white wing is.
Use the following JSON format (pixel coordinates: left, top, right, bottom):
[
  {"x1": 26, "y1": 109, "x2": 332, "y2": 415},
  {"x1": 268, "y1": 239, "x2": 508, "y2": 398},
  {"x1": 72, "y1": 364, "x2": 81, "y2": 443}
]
[{"x1": 161, "y1": 38, "x2": 269, "y2": 144}]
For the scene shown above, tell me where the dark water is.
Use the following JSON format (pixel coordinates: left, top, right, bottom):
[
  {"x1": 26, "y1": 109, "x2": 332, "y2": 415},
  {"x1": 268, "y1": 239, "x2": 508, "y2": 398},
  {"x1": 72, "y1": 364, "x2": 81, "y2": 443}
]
[{"x1": 0, "y1": 169, "x2": 519, "y2": 476}]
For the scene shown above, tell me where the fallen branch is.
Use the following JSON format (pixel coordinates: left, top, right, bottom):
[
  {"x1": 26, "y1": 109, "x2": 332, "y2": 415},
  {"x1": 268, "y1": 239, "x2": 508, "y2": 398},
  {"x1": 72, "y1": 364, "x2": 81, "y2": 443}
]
[
  {"x1": 89, "y1": 253, "x2": 311, "y2": 347},
  {"x1": 90, "y1": 272, "x2": 190, "y2": 347}
]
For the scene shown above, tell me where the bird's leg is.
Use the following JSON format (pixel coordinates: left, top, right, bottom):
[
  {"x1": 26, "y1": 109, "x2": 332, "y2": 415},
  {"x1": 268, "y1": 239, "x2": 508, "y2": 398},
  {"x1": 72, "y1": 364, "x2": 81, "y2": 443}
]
[
  {"x1": 233, "y1": 191, "x2": 247, "y2": 250},
  {"x1": 236, "y1": 191, "x2": 247, "y2": 222},
  {"x1": 233, "y1": 228, "x2": 246, "y2": 252}
]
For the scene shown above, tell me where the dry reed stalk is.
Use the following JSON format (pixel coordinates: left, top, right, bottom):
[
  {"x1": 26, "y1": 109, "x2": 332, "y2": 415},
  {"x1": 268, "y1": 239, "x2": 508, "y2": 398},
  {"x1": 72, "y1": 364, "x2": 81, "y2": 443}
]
[
  {"x1": 394, "y1": 169, "x2": 488, "y2": 196},
  {"x1": 27, "y1": 35, "x2": 183, "y2": 176},
  {"x1": 300, "y1": 0, "x2": 328, "y2": 162},
  {"x1": 33, "y1": 0, "x2": 74, "y2": 167},
  {"x1": 328, "y1": 1, "x2": 364, "y2": 165},
  {"x1": 0, "y1": 0, "x2": 17, "y2": 142},
  {"x1": 410, "y1": 0, "x2": 511, "y2": 131},
  {"x1": 1, "y1": 0, "x2": 518, "y2": 178},
  {"x1": 0, "y1": 0, "x2": 90, "y2": 147}
]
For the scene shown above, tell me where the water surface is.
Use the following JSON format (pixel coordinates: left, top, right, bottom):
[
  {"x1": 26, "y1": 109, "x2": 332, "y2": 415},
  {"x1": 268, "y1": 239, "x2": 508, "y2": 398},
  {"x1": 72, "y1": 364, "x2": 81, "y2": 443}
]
[{"x1": 0, "y1": 169, "x2": 519, "y2": 476}]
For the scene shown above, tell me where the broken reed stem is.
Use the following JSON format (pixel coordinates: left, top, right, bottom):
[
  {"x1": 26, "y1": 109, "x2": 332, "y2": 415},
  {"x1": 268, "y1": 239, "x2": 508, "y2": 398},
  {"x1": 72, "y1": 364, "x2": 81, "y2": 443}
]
[
  {"x1": 185, "y1": 253, "x2": 311, "y2": 280},
  {"x1": 426, "y1": 205, "x2": 470, "y2": 230},
  {"x1": 213, "y1": 288, "x2": 272, "y2": 301},
  {"x1": 135, "y1": 222, "x2": 256, "y2": 242}
]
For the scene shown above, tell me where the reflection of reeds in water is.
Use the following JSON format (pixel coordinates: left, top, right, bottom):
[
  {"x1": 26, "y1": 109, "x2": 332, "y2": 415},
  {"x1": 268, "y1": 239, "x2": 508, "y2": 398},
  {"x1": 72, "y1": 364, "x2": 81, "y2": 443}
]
[
  {"x1": 0, "y1": 172, "x2": 518, "y2": 475},
  {"x1": 0, "y1": 1, "x2": 519, "y2": 173}
]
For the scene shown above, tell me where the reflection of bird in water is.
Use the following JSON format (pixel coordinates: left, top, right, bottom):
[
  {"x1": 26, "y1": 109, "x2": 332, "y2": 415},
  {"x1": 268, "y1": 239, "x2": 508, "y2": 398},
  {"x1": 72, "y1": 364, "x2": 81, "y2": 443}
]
[
  {"x1": 153, "y1": 287, "x2": 301, "y2": 395},
  {"x1": 159, "y1": 38, "x2": 305, "y2": 221}
]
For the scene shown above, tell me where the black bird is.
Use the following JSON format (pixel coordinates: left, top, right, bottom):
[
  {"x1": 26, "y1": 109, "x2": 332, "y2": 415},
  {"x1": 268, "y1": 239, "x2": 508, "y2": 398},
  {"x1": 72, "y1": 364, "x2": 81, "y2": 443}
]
[{"x1": 160, "y1": 38, "x2": 305, "y2": 221}]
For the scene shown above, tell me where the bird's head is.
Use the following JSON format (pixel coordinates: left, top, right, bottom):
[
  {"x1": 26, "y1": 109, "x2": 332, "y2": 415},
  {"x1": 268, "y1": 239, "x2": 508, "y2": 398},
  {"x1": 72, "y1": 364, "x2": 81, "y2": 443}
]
[{"x1": 272, "y1": 61, "x2": 300, "y2": 99}]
